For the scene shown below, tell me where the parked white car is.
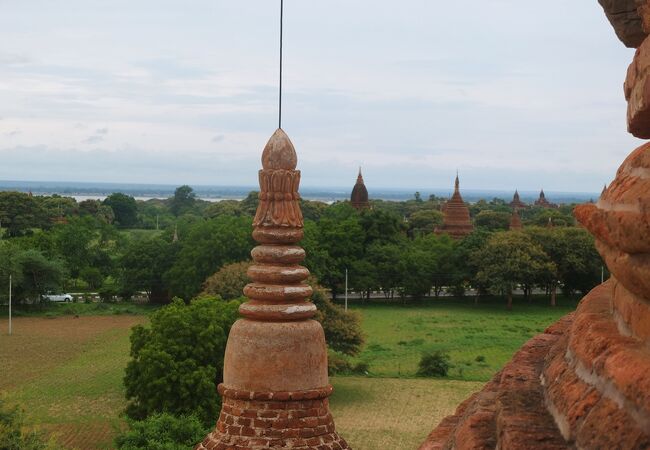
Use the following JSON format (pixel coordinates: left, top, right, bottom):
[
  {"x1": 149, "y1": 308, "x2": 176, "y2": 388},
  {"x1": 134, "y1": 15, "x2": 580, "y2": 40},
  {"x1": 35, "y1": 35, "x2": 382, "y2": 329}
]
[{"x1": 42, "y1": 293, "x2": 73, "y2": 303}]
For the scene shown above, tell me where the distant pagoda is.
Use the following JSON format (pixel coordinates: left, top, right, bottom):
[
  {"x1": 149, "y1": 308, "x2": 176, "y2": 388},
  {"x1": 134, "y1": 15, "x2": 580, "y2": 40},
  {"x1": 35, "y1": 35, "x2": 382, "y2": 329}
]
[
  {"x1": 509, "y1": 208, "x2": 523, "y2": 230},
  {"x1": 436, "y1": 174, "x2": 473, "y2": 239},
  {"x1": 534, "y1": 189, "x2": 557, "y2": 208},
  {"x1": 509, "y1": 190, "x2": 526, "y2": 209},
  {"x1": 350, "y1": 167, "x2": 370, "y2": 210}
]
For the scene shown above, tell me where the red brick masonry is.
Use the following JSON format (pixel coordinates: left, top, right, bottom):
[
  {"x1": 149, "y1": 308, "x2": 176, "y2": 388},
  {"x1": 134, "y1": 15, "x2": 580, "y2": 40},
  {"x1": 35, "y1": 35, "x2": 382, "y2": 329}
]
[
  {"x1": 419, "y1": 282, "x2": 650, "y2": 450},
  {"x1": 197, "y1": 386, "x2": 349, "y2": 450}
]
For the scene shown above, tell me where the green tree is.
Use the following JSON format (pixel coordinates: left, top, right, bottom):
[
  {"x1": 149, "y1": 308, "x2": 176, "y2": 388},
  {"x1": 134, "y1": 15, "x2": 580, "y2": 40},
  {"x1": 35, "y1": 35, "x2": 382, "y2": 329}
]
[
  {"x1": 474, "y1": 210, "x2": 511, "y2": 231},
  {"x1": 473, "y1": 231, "x2": 555, "y2": 309},
  {"x1": 311, "y1": 281, "x2": 364, "y2": 356},
  {"x1": 16, "y1": 249, "x2": 67, "y2": 299},
  {"x1": 408, "y1": 210, "x2": 443, "y2": 236},
  {"x1": 164, "y1": 217, "x2": 253, "y2": 300},
  {"x1": 305, "y1": 204, "x2": 364, "y2": 299},
  {"x1": 365, "y1": 241, "x2": 405, "y2": 298},
  {"x1": 359, "y1": 208, "x2": 405, "y2": 248},
  {"x1": 240, "y1": 191, "x2": 259, "y2": 216},
  {"x1": 201, "y1": 261, "x2": 251, "y2": 300},
  {"x1": 526, "y1": 227, "x2": 602, "y2": 302},
  {"x1": 104, "y1": 193, "x2": 138, "y2": 228},
  {"x1": 119, "y1": 237, "x2": 178, "y2": 303},
  {"x1": 115, "y1": 413, "x2": 207, "y2": 450},
  {"x1": 399, "y1": 239, "x2": 437, "y2": 299},
  {"x1": 203, "y1": 200, "x2": 242, "y2": 219},
  {"x1": 169, "y1": 185, "x2": 197, "y2": 216},
  {"x1": 452, "y1": 229, "x2": 492, "y2": 299},
  {"x1": 0, "y1": 192, "x2": 47, "y2": 236},
  {"x1": 52, "y1": 217, "x2": 95, "y2": 279},
  {"x1": 124, "y1": 296, "x2": 240, "y2": 425}
]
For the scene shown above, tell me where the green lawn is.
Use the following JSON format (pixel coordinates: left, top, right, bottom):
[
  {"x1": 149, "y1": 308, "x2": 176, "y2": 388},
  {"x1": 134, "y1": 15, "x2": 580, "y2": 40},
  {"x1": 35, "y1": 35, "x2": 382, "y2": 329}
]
[
  {"x1": 347, "y1": 295, "x2": 576, "y2": 381},
  {"x1": 0, "y1": 296, "x2": 575, "y2": 449}
]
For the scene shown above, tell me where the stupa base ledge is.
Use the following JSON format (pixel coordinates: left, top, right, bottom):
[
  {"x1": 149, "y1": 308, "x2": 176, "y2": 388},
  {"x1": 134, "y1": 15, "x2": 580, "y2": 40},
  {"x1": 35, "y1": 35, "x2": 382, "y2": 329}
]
[
  {"x1": 197, "y1": 385, "x2": 349, "y2": 450},
  {"x1": 217, "y1": 384, "x2": 334, "y2": 401}
]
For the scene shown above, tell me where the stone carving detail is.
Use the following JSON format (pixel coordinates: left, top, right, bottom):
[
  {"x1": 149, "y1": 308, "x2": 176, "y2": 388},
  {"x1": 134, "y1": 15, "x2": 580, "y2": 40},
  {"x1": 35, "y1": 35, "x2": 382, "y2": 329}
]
[
  {"x1": 253, "y1": 130, "x2": 303, "y2": 228},
  {"x1": 197, "y1": 128, "x2": 349, "y2": 450}
]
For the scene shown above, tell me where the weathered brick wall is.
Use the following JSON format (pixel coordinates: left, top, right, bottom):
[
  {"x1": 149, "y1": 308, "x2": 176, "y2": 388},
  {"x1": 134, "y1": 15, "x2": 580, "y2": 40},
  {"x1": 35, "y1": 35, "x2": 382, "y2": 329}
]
[{"x1": 197, "y1": 387, "x2": 348, "y2": 450}]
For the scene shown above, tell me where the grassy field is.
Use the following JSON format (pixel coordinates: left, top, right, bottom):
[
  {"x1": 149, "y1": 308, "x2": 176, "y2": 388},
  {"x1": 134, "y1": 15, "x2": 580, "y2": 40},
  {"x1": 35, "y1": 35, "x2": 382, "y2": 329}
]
[
  {"x1": 347, "y1": 295, "x2": 576, "y2": 381},
  {"x1": 0, "y1": 316, "x2": 146, "y2": 449},
  {"x1": 0, "y1": 297, "x2": 574, "y2": 449}
]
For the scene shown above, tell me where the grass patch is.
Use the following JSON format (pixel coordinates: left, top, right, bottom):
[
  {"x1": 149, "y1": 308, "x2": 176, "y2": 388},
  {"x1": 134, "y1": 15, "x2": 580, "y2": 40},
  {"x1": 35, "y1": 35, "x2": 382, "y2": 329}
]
[
  {"x1": 0, "y1": 316, "x2": 146, "y2": 449},
  {"x1": 347, "y1": 295, "x2": 576, "y2": 381},
  {"x1": 330, "y1": 377, "x2": 483, "y2": 450}
]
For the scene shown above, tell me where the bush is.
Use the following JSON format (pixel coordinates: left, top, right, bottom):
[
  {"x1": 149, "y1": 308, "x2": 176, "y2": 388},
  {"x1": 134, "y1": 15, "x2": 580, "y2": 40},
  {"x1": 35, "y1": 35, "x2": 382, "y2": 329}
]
[
  {"x1": 114, "y1": 413, "x2": 207, "y2": 450},
  {"x1": 417, "y1": 351, "x2": 451, "y2": 377},
  {"x1": 327, "y1": 352, "x2": 370, "y2": 376},
  {"x1": 123, "y1": 296, "x2": 240, "y2": 426},
  {"x1": 475, "y1": 355, "x2": 486, "y2": 363},
  {"x1": 327, "y1": 351, "x2": 352, "y2": 376},
  {"x1": 311, "y1": 280, "x2": 365, "y2": 356},
  {"x1": 352, "y1": 362, "x2": 370, "y2": 375},
  {"x1": 0, "y1": 397, "x2": 61, "y2": 450},
  {"x1": 201, "y1": 261, "x2": 252, "y2": 300}
]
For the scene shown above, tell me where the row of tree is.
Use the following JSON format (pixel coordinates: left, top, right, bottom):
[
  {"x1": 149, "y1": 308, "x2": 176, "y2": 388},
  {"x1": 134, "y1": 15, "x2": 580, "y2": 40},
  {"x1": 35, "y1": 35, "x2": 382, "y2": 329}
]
[
  {"x1": 302, "y1": 203, "x2": 602, "y2": 306},
  {"x1": 0, "y1": 186, "x2": 600, "y2": 307}
]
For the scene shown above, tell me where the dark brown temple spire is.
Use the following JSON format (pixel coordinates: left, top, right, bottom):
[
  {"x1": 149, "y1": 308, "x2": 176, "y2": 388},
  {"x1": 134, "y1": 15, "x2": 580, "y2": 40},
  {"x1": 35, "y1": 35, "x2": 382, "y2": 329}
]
[
  {"x1": 534, "y1": 188, "x2": 557, "y2": 208},
  {"x1": 510, "y1": 189, "x2": 526, "y2": 209},
  {"x1": 350, "y1": 167, "x2": 370, "y2": 210}
]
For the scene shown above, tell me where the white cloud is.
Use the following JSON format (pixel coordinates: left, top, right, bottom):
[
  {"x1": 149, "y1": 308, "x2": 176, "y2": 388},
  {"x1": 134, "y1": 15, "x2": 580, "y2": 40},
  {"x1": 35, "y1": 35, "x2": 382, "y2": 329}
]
[{"x1": 0, "y1": 0, "x2": 637, "y2": 193}]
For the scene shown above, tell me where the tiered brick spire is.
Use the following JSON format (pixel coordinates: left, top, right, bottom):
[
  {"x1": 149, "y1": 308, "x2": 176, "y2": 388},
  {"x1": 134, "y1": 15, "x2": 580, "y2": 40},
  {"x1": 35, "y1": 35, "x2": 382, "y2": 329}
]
[
  {"x1": 197, "y1": 129, "x2": 349, "y2": 450},
  {"x1": 436, "y1": 173, "x2": 473, "y2": 239},
  {"x1": 509, "y1": 189, "x2": 526, "y2": 209},
  {"x1": 509, "y1": 208, "x2": 523, "y2": 230}
]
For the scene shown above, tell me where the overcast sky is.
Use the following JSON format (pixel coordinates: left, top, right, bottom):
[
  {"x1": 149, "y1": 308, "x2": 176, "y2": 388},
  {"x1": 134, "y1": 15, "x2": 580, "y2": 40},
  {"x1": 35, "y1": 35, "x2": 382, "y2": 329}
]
[{"x1": 0, "y1": 0, "x2": 640, "y2": 193}]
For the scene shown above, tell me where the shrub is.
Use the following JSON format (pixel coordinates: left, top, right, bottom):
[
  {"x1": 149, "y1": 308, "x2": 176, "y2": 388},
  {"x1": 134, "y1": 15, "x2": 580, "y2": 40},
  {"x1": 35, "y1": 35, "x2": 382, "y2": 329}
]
[
  {"x1": 311, "y1": 280, "x2": 364, "y2": 356},
  {"x1": 0, "y1": 397, "x2": 61, "y2": 450},
  {"x1": 327, "y1": 351, "x2": 352, "y2": 376},
  {"x1": 123, "y1": 296, "x2": 240, "y2": 426},
  {"x1": 202, "y1": 261, "x2": 252, "y2": 300},
  {"x1": 417, "y1": 351, "x2": 451, "y2": 377},
  {"x1": 475, "y1": 355, "x2": 486, "y2": 363},
  {"x1": 114, "y1": 413, "x2": 207, "y2": 450},
  {"x1": 352, "y1": 362, "x2": 370, "y2": 375}
]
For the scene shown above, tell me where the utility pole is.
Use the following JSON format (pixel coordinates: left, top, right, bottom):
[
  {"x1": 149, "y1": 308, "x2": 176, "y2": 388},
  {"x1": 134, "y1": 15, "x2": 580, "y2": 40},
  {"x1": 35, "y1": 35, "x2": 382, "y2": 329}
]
[
  {"x1": 8, "y1": 274, "x2": 12, "y2": 336},
  {"x1": 345, "y1": 268, "x2": 348, "y2": 312}
]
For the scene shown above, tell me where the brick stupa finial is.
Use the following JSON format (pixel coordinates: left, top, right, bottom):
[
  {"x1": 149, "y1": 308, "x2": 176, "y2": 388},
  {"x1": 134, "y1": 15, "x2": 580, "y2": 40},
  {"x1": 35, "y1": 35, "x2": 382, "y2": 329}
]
[{"x1": 197, "y1": 128, "x2": 350, "y2": 450}]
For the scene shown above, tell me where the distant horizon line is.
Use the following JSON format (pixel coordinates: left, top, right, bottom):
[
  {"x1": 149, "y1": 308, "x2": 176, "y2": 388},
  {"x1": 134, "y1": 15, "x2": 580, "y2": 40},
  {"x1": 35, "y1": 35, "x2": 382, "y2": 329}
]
[{"x1": 0, "y1": 178, "x2": 601, "y2": 197}]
